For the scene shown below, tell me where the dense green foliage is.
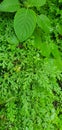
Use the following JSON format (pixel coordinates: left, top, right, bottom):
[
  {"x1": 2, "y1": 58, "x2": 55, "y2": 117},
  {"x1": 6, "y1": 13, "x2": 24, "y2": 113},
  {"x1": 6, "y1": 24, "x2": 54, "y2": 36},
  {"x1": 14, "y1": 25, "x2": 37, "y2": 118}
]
[{"x1": 0, "y1": 0, "x2": 62, "y2": 130}]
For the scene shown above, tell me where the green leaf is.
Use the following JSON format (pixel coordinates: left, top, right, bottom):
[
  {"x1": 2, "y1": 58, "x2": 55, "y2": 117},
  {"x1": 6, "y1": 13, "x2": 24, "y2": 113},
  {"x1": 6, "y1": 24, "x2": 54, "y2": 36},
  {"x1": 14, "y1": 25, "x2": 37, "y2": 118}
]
[
  {"x1": 27, "y1": 0, "x2": 46, "y2": 7},
  {"x1": 59, "y1": 0, "x2": 62, "y2": 2},
  {"x1": 33, "y1": 28, "x2": 42, "y2": 49},
  {"x1": 33, "y1": 30, "x2": 51, "y2": 57},
  {"x1": 56, "y1": 24, "x2": 62, "y2": 35},
  {"x1": 54, "y1": 58, "x2": 62, "y2": 71},
  {"x1": 14, "y1": 8, "x2": 36, "y2": 42},
  {"x1": 37, "y1": 14, "x2": 51, "y2": 33},
  {"x1": 40, "y1": 42, "x2": 51, "y2": 57},
  {"x1": 51, "y1": 43, "x2": 61, "y2": 58},
  {"x1": 0, "y1": 0, "x2": 20, "y2": 12},
  {"x1": 7, "y1": 35, "x2": 19, "y2": 45}
]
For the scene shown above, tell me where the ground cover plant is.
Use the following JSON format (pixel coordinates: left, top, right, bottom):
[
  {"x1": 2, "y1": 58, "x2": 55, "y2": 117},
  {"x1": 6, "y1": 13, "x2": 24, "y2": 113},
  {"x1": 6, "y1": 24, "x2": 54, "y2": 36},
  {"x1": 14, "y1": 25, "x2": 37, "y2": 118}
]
[{"x1": 0, "y1": 0, "x2": 62, "y2": 130}]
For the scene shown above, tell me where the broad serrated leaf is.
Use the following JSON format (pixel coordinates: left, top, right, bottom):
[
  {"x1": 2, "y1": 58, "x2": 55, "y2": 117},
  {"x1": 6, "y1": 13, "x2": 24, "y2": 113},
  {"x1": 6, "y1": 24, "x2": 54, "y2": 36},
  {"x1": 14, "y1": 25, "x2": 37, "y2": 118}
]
[
  {"x1": 37, "y1": 14, "x2": 51, "y2": 33},
  {"x1": 14, "y1": 8, "x2": 36, "y2": 42},
  {"x1": 27, "y1": 0, "x2": 46, "y2": 7},
  {"x1": 0, "y1": 0, "x2": 20, "y2": 12}
]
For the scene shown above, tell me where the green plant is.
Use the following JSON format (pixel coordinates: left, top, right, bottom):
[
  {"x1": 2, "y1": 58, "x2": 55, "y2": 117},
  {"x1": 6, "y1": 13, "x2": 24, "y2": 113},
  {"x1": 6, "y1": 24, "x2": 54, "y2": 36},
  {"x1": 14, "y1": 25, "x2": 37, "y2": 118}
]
[
  {"x1": 0, "y1": 0, "x2": 62, "y2": 130},
  {"x1": 0, "y1": 0, "x2": 62, "y2": 65},
  {"x1": 0, "y1": 0, "x2": 51, "y2": 42}
]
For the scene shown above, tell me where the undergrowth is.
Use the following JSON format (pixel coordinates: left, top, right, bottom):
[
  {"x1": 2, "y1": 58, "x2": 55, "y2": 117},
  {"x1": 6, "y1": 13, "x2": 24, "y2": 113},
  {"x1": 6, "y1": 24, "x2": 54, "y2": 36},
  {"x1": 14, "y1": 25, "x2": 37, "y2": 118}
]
[{"x1": 0, "y1": 0, "x2": 62, "y2": 130}]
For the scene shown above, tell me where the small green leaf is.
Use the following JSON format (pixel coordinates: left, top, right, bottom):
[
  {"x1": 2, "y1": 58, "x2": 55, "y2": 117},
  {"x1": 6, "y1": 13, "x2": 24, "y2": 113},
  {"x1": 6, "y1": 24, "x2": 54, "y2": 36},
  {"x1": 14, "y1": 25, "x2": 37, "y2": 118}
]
[
  {"x1": 37, "y1": 14, "x2": 51, "y2": 33},
  {"x1": 0, "y1": 0, "x2": 20, "y2": 12},
  {"x1": 27, "y1": 0, "x2": 46, "y2": 7},
  {"x1": 14, "y1": 8, "x2": 36, "y2": 42}
]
